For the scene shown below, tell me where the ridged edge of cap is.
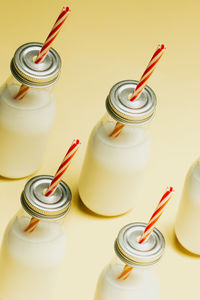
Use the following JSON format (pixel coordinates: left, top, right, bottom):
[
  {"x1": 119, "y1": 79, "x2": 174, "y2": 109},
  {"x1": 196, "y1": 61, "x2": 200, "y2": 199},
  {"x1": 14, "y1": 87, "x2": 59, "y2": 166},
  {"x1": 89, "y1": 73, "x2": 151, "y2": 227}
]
[
  {"x1": 114, "y1": 222, "x2": 165, "y2": 267},
  {"x1": 106, "y1": 80, "x2": 157, "y2": 125},
  {"x1": 21, "y1": 175, "x2": 72, "y2": 220},
  {"x1": 10, "y1": 42, "x2": 61, "y2": 87}
]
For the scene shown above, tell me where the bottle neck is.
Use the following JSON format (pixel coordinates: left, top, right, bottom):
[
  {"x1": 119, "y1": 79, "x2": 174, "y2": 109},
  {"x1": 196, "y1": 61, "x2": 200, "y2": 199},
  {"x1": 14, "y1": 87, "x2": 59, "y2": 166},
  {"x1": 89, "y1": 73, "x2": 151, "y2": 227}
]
[
  {"x1": 4, "y1": 208, "x2": 66, "y2": 249},
  {"x1": 98, "y1": 112, "x2": 150, "y2": 142},
  {"x1": 0, "y1": 74, "x2": 55, "y2": 111},
  {"x1": 102, "y1": 112, "x2": 151, "y2": 130},
  {"x1": 110, "y1": 254, "x2": 158, "y2": 273},
  {"x1": 16, "y1": 208, "x2": 65, "y2": 227},
  {"x1": 6, "y1": 74, "x2": 54, "y2": 93}
]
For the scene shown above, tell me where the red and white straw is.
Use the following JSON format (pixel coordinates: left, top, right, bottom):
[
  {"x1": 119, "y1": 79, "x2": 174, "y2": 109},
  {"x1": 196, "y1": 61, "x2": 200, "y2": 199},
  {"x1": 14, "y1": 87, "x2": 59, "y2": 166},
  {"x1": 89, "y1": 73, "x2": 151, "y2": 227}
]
[
  {"x1": 45, "y1": 139, "x2": 81, "y2": 197},
  {"x1": 15, "y1": 6, "x2": 71, "y2": 101},
  {"x1": 110, "y1": 44, "x2": 166, "y2": 138},
  {"x1": 118, "y1": 186, "x2": 174, "y2": 280},
  {"x1": 129, "y1": 44, "x2": 166, "y2": 102},
  {"x1": 118, "y1": 265, "x2": 133, "y2": 280},
  {"x1": 35, "y1": 6, "x2": 70, "y2": 64},
  {"x1": 24, "y1": 217, "x2": 40, "y2": 233},
  {"x1": 15, "y1": 85, "x2": 30, "y2": 101},
  {"x1": 24, "y1": 139, "x2": 81, "y2": 233},
  {"x1": 138, "y1": 186, "x2": 174, "y2": 243},
  {"x1": 109, "y1": 122, "x2": 125, "y2": 139}
]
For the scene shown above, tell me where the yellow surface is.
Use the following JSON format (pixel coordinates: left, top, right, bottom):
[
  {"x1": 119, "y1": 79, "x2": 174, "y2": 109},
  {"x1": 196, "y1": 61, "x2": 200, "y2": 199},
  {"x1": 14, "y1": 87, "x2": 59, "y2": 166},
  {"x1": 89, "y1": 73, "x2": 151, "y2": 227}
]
[{"x1": 0, "y1": 0, "x2": 200, "y2": 299}]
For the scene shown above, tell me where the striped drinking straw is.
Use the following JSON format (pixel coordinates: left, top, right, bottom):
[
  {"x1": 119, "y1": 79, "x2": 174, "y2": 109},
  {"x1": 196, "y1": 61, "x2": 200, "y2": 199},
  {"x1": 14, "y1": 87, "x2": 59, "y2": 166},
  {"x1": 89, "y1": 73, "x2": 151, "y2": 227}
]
[
  {"x1": 24, "y1": 139, "x2": 81, "y2": 233},
  {"x1": 15, "y1": 6, "x2": 71, "y2": 101},
  {"x1": 110, "y1": 44, "x2": 166, "y2": 138},
  {"x1": 118, "y1": 186, "x2": 174, "y2": 280}
]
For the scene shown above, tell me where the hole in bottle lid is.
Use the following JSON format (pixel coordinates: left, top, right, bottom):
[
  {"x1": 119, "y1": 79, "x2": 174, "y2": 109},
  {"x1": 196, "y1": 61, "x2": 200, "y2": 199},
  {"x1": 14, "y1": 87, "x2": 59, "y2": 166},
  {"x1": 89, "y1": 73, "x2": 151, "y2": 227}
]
[
  {"x1": 42, "y1": 188, "x2": 48, "y2": 196},
  {"x1": 32, "y1": 55, "x2": 37, "y2": 63},
  {"x1": 136, "y1": 236, "x2": 141, "y2": 243},
  {"x1": 128, "y1": 93, "x2": 133, "y2": 100}
]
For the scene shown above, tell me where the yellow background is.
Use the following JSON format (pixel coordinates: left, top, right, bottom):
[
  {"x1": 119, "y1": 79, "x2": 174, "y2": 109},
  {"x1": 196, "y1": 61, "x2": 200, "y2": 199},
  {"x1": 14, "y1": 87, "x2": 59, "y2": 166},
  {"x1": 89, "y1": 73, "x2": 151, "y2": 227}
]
[{"x1": 0, "y1": 0, "x2": 199, "y2": 298}]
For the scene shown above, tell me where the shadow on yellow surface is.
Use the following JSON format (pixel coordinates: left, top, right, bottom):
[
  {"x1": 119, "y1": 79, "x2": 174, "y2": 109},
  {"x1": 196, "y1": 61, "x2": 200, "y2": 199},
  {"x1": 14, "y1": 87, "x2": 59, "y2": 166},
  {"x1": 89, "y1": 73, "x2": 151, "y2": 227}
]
[
  {"x1": 170, "y1": 227, "x2": 200, "y2": 259},
  {"x1": 0, "y1": 169, "x2": 39, "y2": 183},
  {"x1": 73, "y1": 188, "x2": 131, "y2": 220}
]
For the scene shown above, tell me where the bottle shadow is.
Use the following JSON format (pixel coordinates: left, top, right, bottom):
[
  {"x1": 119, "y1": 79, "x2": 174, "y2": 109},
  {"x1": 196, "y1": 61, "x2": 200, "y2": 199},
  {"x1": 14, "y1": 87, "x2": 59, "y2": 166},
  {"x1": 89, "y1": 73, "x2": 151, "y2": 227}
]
[
  {"x1": 167, "y1": 224, "x2": 200, "y2": 259},
  {"x1": 0, "y1": 175, "x2": 22, "y2": 183},
  {"x1": 0, "y1": 170, "x2": 39, "y2": 183},
  {"x1": 73, "y1": 188, "x2": 129, "y2": 220}
]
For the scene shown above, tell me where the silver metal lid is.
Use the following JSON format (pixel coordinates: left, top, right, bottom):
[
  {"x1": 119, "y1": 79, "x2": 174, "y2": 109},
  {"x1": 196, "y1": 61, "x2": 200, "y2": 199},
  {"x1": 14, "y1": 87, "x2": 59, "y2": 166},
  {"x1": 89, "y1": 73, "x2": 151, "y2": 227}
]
[
  {"x1": 106, "y1": 80, "x2": 157, "y2": 125},
  {"x1": 114, "y1": 222, "x2": 165, "y2": 267},
  {"x1": 21, "y1": 175, "x2": 72, "y2": 220},
  {"x1": 10, "y1": 42, "x2": 61, "y2": 87}
]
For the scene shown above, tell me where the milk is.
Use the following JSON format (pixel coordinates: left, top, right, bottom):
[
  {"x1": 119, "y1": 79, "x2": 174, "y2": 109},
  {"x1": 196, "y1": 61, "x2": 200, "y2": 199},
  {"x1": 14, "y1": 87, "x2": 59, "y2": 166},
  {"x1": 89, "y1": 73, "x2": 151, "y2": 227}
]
[
  {"x1": 94, "y1": 264, "x2": 159, "y2": 300},
  {"x1": 0, "y1": 215, "x2": 66, "y2": 300},
  {"x1": 175, "y1": 159, "x2": 200, "y2": 254},
  {"x1": 79, "y1": 118, "x2": 151, "y2": 216},
  {"x1": 0, "y1": 83, "x2": 56, "y2": 178}
]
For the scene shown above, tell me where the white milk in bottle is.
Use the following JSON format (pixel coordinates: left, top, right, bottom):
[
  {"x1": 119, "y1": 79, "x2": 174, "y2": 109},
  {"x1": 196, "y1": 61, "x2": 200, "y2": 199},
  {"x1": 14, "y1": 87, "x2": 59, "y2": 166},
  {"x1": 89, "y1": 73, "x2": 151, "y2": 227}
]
[
  {"x1": 0, "y1": 175, "x2": 72, "y2": 300},
  {"x1": 0, "y1": 43, "x2": 61, "y2": 178},
  {"x1": 175, "y1": 158, "x2": 200, "y2": 254},
  {"x1": 79, "y1": 80, "x2": 157, "y2": 216},
  {"x1": 94, "y1": 223, "x2": 165, "y2": 300}
]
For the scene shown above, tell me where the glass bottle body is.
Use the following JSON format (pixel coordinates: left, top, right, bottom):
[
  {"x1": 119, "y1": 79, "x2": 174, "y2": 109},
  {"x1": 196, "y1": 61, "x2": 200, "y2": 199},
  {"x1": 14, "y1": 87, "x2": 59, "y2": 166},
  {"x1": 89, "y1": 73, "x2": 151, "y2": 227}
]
[
  {"x1": 94, "y1": 256, "x2": 160, "y2": 300},
  {"x1": 0, "y1": 75, "x2": 56, "y2": 178},
  {"x1": 79, "y1": 113, "x2": 152, "y2": 216},
  {"x1": 175, "y1": 158, "x2": 200, "y2": 254},
  {"x1": 0, "y1": 209, "x2": 66, "y2": 300}
]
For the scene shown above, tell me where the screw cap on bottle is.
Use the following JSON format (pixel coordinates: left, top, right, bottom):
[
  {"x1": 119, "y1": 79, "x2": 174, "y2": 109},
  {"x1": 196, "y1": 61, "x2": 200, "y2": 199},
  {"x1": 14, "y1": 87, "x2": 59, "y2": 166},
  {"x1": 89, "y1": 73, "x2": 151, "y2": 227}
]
[
  {"x1": 115, "y1": 222, "x2": 165, "y2": 267},
  {"x1": 10, "y1": 42, "x2": 61, "y2": 87},
  {"x1": 106, "y1": 80, "x2": 157, "y2": 125},
  {"x1": 21, "y1": 175, "x2": 71, "y2": 220}
]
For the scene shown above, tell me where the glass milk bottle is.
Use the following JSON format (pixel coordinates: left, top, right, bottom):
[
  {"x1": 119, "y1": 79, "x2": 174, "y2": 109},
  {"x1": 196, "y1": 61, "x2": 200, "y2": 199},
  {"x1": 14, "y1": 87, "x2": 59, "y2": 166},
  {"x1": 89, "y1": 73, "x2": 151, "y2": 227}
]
[
  {"x1": 0, "y1": 175, "x2": 71, "y2": 300},
  {"x1": 0, "y1": 42, "x2": 61, "y2": 178},
  {"x1": 79, "y1": 80, "x2": 157, "y2": 216},
  {"x1": 175, "y1": 158, "x2": 200, "y2": 254},
  {"x1": 94, "y1": 222, "x2": 165, "y2": 300}
]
